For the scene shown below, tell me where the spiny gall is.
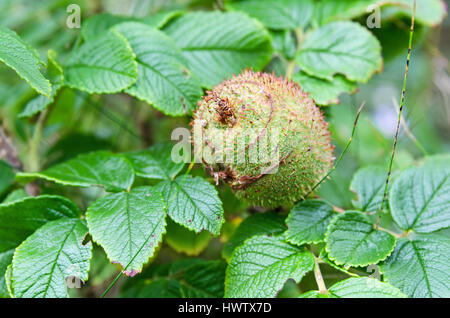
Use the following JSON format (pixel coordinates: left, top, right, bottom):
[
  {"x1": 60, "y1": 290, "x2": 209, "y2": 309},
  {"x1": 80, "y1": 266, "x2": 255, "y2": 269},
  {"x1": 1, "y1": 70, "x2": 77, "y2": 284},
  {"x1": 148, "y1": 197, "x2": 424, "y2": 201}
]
[{"x1": 192, "y1": 70, "x2": 334, "y2": 208}]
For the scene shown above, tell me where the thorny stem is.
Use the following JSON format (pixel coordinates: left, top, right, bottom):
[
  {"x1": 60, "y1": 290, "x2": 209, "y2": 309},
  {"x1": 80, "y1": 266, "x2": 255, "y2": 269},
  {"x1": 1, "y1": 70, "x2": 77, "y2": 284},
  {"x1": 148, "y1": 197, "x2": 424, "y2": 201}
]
[
  {"x1": 27, "y1": 107, "x2": 50, "y2": 172},
  {"x1": 303, "y1": 102, "x2": 365, "y2": 199},
  {"x1": 313, "y1": 256, "x2": 327, "y2": 294},
  {"x1": 377, "y1": 0, "x2": 416, "y2": 228}
]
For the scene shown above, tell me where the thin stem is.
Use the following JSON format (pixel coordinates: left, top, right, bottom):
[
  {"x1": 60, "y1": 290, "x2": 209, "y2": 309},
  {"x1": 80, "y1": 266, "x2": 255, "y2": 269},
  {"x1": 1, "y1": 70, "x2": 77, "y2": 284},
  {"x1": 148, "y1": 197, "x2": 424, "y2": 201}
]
[
  {"x1": 27, "y1": 107, "x2": 50, "y2": 172},
  {"x1": 304, "y1": 102, "x2": 365, "y2": 198},
  {"x1": 286, "y1": 28, "x2": 303, "y2": 80},
  {"x1": 377, "y1": 0, "x2": 416, "y2": 227},
  {"x1": 286, "y1": 60, "x2": 297, "y2": 80},
  {"x1": 314, "y1": 256, "x2": 327, "y2": 294},
  {"x1": 375, "y1": 225, "x2": 404, "y2": 238}
]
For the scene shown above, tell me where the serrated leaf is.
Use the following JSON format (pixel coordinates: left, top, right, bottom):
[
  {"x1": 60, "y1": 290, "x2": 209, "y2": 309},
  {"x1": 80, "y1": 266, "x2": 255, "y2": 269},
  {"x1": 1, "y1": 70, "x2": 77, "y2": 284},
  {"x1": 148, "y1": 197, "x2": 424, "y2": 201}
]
[
  {"x1": 11, "y1": 218, "x2": 92, "y2": 298},
  {"x1": 17, "y1": 151, "x2": 135, "y2": 192},
  {"x1": 350, "y1": 166, "x2": 389, "y2": 212},
  {"x1": 285, "y1": 200, "x2": 335, "y2": 246},
  {"x1": 157, "y1": 175, "x2": 224, "y2": 235},
  {"x1": 225, "y1": 235, "x2": 314, "y2": 298},
  {"x1": 222, "y1": 212, "x2": 286, "y2": 260},
  {"x1": 296, "y1": 21, "x2": 382, "y2": 83},
  {"x1": 325, "y1": 211, "x2": 396, "y2": 267},
  {"x1": 114, "y1": 22, "x2": 203, "y2": 116},
  {"x1": 86, "y1": 186, "x2": 166, "y2": 276},
  {"x1": 124, "y1": 143, "x2": 184, "y2": 180},
  {"x1": 292, "y1": 72, "x2": 357, "y2": 105},
  {"x1": 225, "y1": 0, "x2": 314, "y2": 30},
  {"x1": 389, "y1": 163, "x2": 450, "y2": 233},
  {"x1": 82, "y1": 11, "x2": 182, "y2": 42},
  {"x1": 0, "y1": 195, "x2": 80, "y2": 297},
  {"x1": 0, "y1": 27, "x2": 51, "y2": 96},
  {"x1": 64, "y1": 29, "x2": 137, "y2": 94},
  {"x1": 121, "y1": 259, "x2": 226, "y2": 298},
  {"x1": 165, "y1": 219, "x2": 211, "y2": 256},
  {"x1": 0, "y1": 160, "x2": 14, "y2": 196},
  {"x1": 380, "y1": 234, "x2": 450, "y2": 298},
  {"x1": 164, "y1": 11, "x2": 273, "y2": 87}
]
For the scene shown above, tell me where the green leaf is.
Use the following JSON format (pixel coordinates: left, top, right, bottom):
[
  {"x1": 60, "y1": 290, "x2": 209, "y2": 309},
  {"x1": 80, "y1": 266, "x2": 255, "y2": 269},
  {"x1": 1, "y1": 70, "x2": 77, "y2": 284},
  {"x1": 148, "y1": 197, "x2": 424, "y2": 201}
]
[
  {"x1": 122, "y1": 279, "x2": 182, "y2": 298},
  {"x1": 389, "y1": 0, "x2": 447, "y2": 27},
  {"x1": 296, "y1": 21, "x2": 382, "y2": 83},
  {"x1": 122, "y1": 259, "x2": 226, "y2": 298},
  {"x1": 18, "y1": 91, "x2": 55, "y2": 119},
  {"x1": 313, "y1": 0, "x2": 382, "y2": 25},
  {"x1": 0, "y1": 27, "x2": 51, "y2": 96},
  {"x1": 222, "y1": 212, "x2": 286, "y2": 260},
  {"x1": 292, "y1": 72, "x2": 357, "y2": 106},
  {"x1": 269, "y1": 30, "x2": 296, "y2": 59},
  {"x1": 389, "y1": 163, "x2": 450, "y2": 233},
  {"x1": 380, "y1": 234, "x2": 450, "y2": 298},
  {"x1": 325, "y1": 211, "x2": 396, "y2": 267},
  {"x1": 313, "y1": 0, "x2": 446, "y2": 27},
  {"x1": 18, "y1": 50, "x2": 64, "y2": 119},
  {"x1": 86, "y1": 186, "x2": 166, "y2": 276},
  {"x1": 301, "y1": 277, "x2": 406, "y2": 298},
  {"x1": 0, "y1": 160, "x2": 14, "y2": 197},
  {"x1": 285, "y1": 200, "x2": 335, "y2": 246},
  {"x1": 157, "y1": 175, "x2": 224, "y2": 235},
  {"x1": 114, "y1": 22, "x2": 203, "y2": 116},
  {"x1": 82, "y1": 11, "x2": 183, "y2": 42},
  {"x1": 350, "y1": 166, "x2": 388, "y2": 212},
  {"x1": 2, "y1": 189, "x2": 28, "y2": 204},
  {"x1": 225, "y1": 0, "x2": 314, "y2": 30},
  {"x1": 82, "y1": 14, "x2": 134, "y2": 41},
  {"x1": 225, "y1": 235, "x2": 314, "y2": 298},
  {"x1": 124, "y1": 143, "x2": 184, "y2": 180},
  {"x1": 11, "y1": 218, "x2": 92, "y2": 298},
  {"x1": 0, "y1": 195, "x2": 81, "y2": 297},
  {"x1": 329, "y1": 277, "x2": 407, "y2": 298},
  {"x1": 165, "y1": 219, "x2": 211, "y2": 256},
  {"x1": 140, "y1": 11, "x2": 184, "y2": 29},
  {"x1": 17, "y1": 151, "x2": 135, "y2": 192},
  {"x1": 64, "y1": 29, "x2": 138, "y2": 94},
  {"x1": 164, "y1": 11, "x2": 273, "y2": 87},
  {"x1": 176, "y1": 260, "x2": 226, "y2": 298},
  {"x1": 319, "y1": 248, "x2": 358, "y2": 277}
]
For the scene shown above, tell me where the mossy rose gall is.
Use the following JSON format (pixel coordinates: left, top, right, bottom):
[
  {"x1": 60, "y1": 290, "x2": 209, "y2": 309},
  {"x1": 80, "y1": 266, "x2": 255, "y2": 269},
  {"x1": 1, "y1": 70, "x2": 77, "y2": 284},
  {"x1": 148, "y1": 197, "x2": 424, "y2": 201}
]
[{"x1": 192, "y1": 70, "x2": 334, "y2": 208}]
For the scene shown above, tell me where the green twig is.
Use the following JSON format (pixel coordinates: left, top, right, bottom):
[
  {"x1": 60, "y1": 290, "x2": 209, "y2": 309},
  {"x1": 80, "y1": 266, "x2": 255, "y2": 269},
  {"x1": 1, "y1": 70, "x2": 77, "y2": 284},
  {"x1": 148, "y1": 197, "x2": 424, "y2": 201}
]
[
  {"x1": 377, "y1": 0, "x2": 416, "y2": 227},
  {"x1": 314, "y1": 256, "x2": 327, "y2": 294},
  {"x1": 27, "y1": 107, "x2": 50, "y2": 172}
]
